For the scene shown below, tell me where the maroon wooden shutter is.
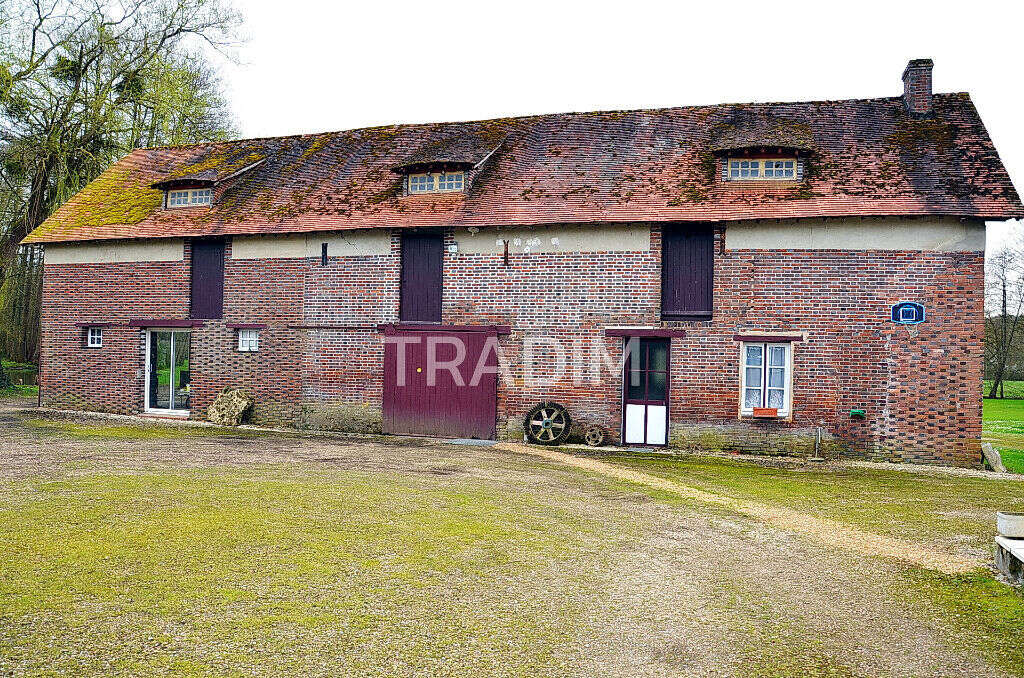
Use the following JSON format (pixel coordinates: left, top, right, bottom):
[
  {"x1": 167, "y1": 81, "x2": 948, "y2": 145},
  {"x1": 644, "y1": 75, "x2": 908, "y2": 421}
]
[
  {"x1": 661, "y1": 225, "x2": 713, "y2": 320},
  {"x1": 400, "y1": 233, "x2": 442, "y2": 322},
  {"x1": 190, "y1": 239, "x2": 225, "y2": 319}
]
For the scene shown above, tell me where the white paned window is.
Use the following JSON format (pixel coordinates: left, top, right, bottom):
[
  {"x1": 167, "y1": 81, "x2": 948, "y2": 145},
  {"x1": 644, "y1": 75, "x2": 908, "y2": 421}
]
[
  {"x1": 437, "y1": 172, "x2": 464, "y2": 191},
  {"x1": 167, "y1": 188, "x2": 212, "y2": 207},
  {"x1": 740, "y1": 342, "x2": 792, "y2": 415},
  {"x1": 86, "y1": 327, "x2": 103, "y2": 348},
  {"x1": 727, "y1": 158, "x2": 796, "y2": 181},
  {"x1": 407, "y1": 171, "x2": 465, "y2": 194},
  {"x1": 237, "y1": 329, "x2": 260, "y2": 352}
]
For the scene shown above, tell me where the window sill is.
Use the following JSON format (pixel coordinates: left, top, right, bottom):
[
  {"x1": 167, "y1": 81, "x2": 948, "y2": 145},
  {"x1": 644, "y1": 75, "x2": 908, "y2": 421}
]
[
  {"x1": 724, "y1": 179, "x2": 800, "y2": 185},
  {"x1": 605, "y1": 327, "x2": 687, "y2": 338},
  {"x1": 662, "y1": 314, "x2": 712, "y2": 322},
  {"x1": 740, "y1": 412, "x2": 791, "y2": 421}
]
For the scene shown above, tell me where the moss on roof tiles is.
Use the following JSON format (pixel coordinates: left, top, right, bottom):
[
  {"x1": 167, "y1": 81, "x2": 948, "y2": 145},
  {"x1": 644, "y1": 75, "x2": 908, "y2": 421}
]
[
  {"x1": 885, "y1": 118, "x2": 956, "y2": 154},
  {"x1": 26, "y1": 164, "x2": 164, "y2": 241},
  {"x1": 22, "y1": 93, "x2": 1024, "y2": 243},
  {"x1": 289, "y1": 133, "x2": 335, "y2": 169},
  {"x1": 163, "y1": 144, "x2": 267, "y2": 182}
]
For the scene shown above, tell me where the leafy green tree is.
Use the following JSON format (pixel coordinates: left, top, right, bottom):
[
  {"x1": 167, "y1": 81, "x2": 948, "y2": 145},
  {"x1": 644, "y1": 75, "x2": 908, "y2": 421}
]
[{"x1": 0, "y1": 0, "x2": 242, "y2": 364}]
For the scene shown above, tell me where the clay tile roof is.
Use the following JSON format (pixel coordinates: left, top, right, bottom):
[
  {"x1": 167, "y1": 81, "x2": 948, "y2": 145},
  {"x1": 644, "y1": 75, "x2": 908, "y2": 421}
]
[
  {"x1": 149, "y1": 142, "x2": 270, "y2": 189},
  {"x1": 709, "y1": 111, "x2": 815, "y2": 154},
  {"x1": 23, "y1": 92, "x2": 1024, "y2": 244},
  {"x1": 391, "y1": 133, "x2": 502, "y2": 173}
]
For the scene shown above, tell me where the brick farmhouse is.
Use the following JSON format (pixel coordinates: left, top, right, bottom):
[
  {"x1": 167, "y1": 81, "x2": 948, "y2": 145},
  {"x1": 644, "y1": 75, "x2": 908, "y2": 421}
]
[{"x1": 22, "y1": 59, "x2": 1024, "y2": 465}]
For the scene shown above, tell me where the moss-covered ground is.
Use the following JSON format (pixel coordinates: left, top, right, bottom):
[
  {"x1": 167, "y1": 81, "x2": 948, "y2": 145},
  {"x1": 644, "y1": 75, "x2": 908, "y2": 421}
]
[
  {"x1": 602, "y1": 453, "x2": 1024, "y2": 674},
  {"x1": 2, "y1": 405, "x2": 1023, "y2": 676}
]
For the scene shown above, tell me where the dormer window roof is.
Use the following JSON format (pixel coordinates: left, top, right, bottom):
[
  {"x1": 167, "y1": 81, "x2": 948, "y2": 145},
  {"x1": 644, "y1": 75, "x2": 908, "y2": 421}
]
[
  {"x1": 150, "y1": 145, "x2": 268, "y2": 209},
  {"x1": 390, "y1": 135, "x2": 504, "y2": 196}
]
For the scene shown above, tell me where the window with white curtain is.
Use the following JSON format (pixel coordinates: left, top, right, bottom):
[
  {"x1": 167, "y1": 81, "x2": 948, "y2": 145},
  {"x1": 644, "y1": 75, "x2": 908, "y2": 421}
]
[{"x1": 740, "y1": 342, "x2": 792, "y2": 415}]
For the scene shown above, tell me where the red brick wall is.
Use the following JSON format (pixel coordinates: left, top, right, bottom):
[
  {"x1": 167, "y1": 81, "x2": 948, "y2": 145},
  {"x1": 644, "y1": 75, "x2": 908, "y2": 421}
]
[
  {"x1": 39, "y1": 247, "x2": 190, "y2": 414},
  {"x1": 300, "y1": 233, "x2": 399, "y2": 415},
  {"x1": 39, "y1": 224, "x2": 985, "y2": 466},
  {"x1": 679, "y1": 246, "x2": 983, "y2": 466},
  {"x1": 189, "y1": 242, "x2": 306, "y2": 425}
]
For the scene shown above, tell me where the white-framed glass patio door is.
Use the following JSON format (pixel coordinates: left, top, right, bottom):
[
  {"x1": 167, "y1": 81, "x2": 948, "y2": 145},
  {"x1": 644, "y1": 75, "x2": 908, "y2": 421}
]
[{"x1": 145, "y1": 330, "x2": 191, "y2": 414}]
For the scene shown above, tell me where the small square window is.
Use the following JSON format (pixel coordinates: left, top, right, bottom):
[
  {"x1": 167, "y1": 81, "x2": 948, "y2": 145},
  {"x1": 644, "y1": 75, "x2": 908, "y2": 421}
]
[
  {"x1": 86, "y1": 327, "x2": 103, "y2": 348},
  {"x1": 238, "y1": 329, "x2": 260, "y2": 352}
]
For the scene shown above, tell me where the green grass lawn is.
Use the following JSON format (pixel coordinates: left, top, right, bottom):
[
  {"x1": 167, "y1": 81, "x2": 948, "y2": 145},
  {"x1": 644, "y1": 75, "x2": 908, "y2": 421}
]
[
  {"x1": 0, "y1": 384, "x2": 37, "y2": 397},
  {"x1": 607, "y1": 453, "x2": 1024, "y2": 555},
  {"x1": 983, "y1": 398, "x2": 1024, "y2": 473},
  {"x1": 0, "y1": 467, "x2": 617, "y2": 676},
  {"x1": 22, "y1": 417, "x2": 266, "y2": 439},
  {"x1": 4, "y1": 411, "x2": 1024, "y2": 676}
]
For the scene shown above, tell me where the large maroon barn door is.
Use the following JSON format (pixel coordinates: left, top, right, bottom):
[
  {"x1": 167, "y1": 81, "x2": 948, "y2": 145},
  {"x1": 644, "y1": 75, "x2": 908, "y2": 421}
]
[{"x1": 382, "y1": 328, "x2": 498, "y2": 439}]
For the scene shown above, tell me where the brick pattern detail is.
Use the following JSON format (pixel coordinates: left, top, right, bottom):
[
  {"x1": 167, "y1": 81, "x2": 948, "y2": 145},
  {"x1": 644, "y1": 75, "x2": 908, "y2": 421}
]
[
  {"x1": 40, "y1": 224, "x2": 984, "y2": 466},
  {"x1": 903, "y1": 60, "x2": 934, "y2": 116},
  {"x1": 193, "y1": 242, "x2": 305, "y2": 424}
]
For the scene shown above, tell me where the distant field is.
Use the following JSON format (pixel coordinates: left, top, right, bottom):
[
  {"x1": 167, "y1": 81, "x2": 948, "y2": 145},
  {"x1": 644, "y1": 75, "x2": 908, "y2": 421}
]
[
  {"x1": 983, "y1": 380, "x2": 1024, "y2": 399},
  {"x1": 982, "y1": 398, "x2": 1024, "y2": 473}
]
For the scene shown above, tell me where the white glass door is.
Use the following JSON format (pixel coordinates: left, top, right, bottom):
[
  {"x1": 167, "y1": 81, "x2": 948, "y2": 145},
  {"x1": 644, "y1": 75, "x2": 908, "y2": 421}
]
[{"x1": 146, "y1": 331, "x2": 191, "y2": 413}]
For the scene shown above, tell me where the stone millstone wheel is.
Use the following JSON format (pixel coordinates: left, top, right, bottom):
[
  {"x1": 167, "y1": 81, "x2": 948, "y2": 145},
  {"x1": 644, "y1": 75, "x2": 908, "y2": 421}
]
[
  {"x1": 583, "y1": 424, "x2": 606, "y2": 447},
  {"x1": 524, "y1": 402, "x2": 572, "y2": 445}
]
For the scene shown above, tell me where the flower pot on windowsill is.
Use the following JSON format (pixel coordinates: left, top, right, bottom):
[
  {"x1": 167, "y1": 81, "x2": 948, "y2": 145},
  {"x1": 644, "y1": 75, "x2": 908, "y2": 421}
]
[{"x1": 752, "y1": 407, "x2": 779, "y2": 419}]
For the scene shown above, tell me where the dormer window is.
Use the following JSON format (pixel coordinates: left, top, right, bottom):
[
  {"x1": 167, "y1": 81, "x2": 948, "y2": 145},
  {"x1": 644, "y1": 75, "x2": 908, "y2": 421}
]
[
  {"x1": 727, "y1": 158, "x2": 797, "y2": 181},
  {"x1": 407, "y1": 171, "x2": 465, "y2": 194},
  {"x1": 166, "y1": 188, "x2": 212, "y2": 207}
]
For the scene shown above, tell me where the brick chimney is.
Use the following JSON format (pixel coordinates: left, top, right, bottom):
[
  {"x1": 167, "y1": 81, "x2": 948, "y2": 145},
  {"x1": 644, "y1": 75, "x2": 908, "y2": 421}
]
[{"x1": 902, "y1": 58, "x2": 934, "y2": 116}]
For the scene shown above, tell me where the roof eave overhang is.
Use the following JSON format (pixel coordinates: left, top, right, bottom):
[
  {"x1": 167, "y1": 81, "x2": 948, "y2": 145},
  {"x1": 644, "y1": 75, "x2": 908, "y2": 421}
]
[
  {"x1": 149, "y1": 178, "x2": 216, "y2": 190},
  {"x1": 711, "y1": 145, "x2": 814, "y2": 157},
  {"x1": 390, "y1": 160, "x2": 476, "y2": 175}
]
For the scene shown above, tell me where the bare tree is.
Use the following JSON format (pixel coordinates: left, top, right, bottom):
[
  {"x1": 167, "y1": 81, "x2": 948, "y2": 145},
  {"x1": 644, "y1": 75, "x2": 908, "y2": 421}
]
[{"x1": 985, "y1": 244, "x2": 1024, "y2": 398}]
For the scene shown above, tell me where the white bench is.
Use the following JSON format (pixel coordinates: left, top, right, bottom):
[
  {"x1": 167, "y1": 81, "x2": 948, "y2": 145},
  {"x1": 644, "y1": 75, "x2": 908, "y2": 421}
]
[{"x1": 995, "y1": 536, "x2": 1024, "y2": 585}]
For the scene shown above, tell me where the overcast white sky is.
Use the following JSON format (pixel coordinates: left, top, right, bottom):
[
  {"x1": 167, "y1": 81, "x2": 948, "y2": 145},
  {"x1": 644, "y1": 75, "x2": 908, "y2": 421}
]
[{"x1": 217, "y1": 0, "x2": 1022, "y2": 252}]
